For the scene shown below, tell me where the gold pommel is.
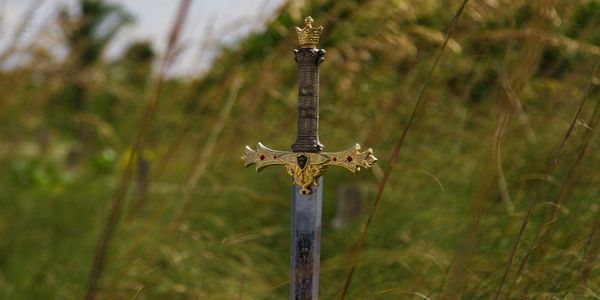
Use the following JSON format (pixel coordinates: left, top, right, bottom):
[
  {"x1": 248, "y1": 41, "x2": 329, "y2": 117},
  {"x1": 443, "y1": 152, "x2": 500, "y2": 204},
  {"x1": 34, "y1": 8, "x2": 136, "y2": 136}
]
[{"x1": 295, "y1": 16, "x2": 323, "y2": 48}]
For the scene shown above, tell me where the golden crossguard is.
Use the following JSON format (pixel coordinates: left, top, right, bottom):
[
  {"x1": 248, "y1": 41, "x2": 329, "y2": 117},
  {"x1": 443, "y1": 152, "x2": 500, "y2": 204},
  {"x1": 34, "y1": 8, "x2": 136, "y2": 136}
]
[{"x1": 242, "y1": 143, "x2": 377, "y2": 195}]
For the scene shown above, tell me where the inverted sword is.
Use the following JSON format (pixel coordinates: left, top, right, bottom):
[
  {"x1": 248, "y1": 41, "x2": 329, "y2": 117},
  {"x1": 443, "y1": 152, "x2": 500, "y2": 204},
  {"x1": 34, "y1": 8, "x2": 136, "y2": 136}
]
[{"x1": 242, "y1": 16, "x2": 377, "y2": 300}]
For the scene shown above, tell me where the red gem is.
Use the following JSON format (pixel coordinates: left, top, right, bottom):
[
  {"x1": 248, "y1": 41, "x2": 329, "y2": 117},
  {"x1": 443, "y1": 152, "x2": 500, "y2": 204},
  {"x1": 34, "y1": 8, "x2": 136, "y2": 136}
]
[
  {"x1": 273, "y1": 156, "x2": 277, "y2": 159},
  {"x1": 259, "y1": 155, "x2": 265, "y2": 160},
  {"x1": 347, "y1": 156, "x2": 353, "y2": 162},
  {"x1": 332, "y1": 157, "x2": 337, "y2": 162}
]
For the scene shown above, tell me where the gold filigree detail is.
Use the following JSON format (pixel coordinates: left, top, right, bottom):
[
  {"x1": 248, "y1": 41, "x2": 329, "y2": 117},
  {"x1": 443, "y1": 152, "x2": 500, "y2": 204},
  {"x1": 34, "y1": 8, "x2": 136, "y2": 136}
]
[
  {"x1": 295, "y1": 16, "x2": 323, "y2": 48},
  {"x1": 242, "y1": 143, "x2": 377, "y2": 195},
  {"x1": 284, "y1": 155, "x2": 326, "y2": 195}
]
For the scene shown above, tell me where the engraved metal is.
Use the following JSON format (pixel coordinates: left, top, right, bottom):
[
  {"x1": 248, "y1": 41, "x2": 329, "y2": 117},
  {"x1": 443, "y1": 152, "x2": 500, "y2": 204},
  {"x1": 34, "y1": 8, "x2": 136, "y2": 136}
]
[
  {"x1": 290, "y1": 183, "x2": 322, "y2": 300},
  {"x1": 294, "y1": 230, "x2": 316, "y2": 299},
  {"x1": 292, "y1": 48, "x2": 325, "y2": 152},
  {"x1": 295, "y1": 16, "x2": 323, "y2": 48},
  {"x1": 242, "y1": 16, "x2": 376, "y2": 195},
  {"x1": 241, "y1": 16, "x2": 376, "y2": 300},
  {"x1": 242, "y1": 143, "x2": 377, "y2": 195}
]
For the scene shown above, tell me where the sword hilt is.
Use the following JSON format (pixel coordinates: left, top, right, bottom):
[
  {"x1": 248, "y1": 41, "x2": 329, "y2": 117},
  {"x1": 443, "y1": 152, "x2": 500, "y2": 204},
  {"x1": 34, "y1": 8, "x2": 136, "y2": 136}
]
[
  {"x1": 243, "y1": 17, "x2": 377, "y2": 195},
  {"x1": 292, "y1": 17, "x2": 325, "y2": 153},
  {"x1": 292, "y1": 48, "x2": 325, "y2": 153}
]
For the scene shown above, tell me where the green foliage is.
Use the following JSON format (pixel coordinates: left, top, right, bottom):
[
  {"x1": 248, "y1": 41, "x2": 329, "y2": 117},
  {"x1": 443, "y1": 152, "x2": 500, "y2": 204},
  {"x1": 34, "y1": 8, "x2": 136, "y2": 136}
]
[{"x1": 1, "y1": 0, "x2": 600, "y2": 299}]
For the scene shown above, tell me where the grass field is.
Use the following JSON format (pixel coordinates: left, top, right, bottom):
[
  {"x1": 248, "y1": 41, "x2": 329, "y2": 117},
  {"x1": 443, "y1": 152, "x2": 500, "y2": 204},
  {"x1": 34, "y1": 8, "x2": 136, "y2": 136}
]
[{"x1": 0, "y1": 0, "x2": 599, "y2": 299}]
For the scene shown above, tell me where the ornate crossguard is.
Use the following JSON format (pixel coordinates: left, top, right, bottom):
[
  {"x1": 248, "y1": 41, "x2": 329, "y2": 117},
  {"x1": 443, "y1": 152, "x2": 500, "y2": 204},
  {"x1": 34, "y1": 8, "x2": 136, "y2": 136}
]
[
  {"x1": 242, "y1": 17, "x2": 377, "y2": 195},
  {"x1": 243, "y1": 143, "x2": 376, "y2": 195}
]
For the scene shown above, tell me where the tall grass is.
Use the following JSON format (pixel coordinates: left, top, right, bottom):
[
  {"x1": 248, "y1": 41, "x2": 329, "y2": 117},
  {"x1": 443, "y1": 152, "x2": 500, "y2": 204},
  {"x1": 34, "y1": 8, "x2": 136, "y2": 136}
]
[
  {"x1": 0, "y1": 0, "x2": 599, "y2": 299},
  {"x1": 495, "y1": 57, "x2": 600, "y2": 300},
  {"x1": 340, "y1": 1, "x2": 470, "y2": 298},
  {"x1": 85, "y1": 1, "x2": 192, "y2": 298}
]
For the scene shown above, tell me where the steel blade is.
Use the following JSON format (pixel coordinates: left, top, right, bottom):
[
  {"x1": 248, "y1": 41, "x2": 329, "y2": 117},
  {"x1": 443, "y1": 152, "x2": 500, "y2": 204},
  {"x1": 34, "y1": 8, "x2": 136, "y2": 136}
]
[{"x1": 290, "y1": 177, "x2": 323, "y2": 300}]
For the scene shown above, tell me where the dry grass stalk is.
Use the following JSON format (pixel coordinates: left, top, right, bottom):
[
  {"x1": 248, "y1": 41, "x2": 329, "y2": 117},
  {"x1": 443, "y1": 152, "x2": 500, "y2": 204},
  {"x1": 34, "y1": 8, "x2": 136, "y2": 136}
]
[
  {"x1": 507, "y1": 65, "x2": 600, "y2": 294},
  {"x1": 495, "y1": 57, "x2": 599, "y2": 300},
  {"x1": 339, "y1": 1, "x2": 470, "y2": 298},
  {"x1": 441, "y1": 159, "x2": 495, "y2": 299},
  {"x1": 84, "y1": 1, "x2": 192, "y2": 299},
  {"x1": 580, "y1": 209, "x2": 600, "y2": 282},
  {"x1": 0, "y1": 0, "x2": 45, "y2": 63},
  {"x1": 173, "y1": 76, "x2": 243, "y2": 224}
]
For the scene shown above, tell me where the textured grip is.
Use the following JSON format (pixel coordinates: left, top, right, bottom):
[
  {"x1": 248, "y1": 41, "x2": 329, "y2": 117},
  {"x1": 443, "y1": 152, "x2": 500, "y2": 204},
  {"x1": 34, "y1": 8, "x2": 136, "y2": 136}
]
[{"x1": 292, "y1": 48, "x2": 325, "y2": 153}]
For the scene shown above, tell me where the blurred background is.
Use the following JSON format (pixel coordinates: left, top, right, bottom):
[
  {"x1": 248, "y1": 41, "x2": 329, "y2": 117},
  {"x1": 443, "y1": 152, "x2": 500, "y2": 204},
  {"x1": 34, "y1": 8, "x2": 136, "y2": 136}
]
[{"x1": 0, "y1": 0, "x2": 599, "y2": 299}]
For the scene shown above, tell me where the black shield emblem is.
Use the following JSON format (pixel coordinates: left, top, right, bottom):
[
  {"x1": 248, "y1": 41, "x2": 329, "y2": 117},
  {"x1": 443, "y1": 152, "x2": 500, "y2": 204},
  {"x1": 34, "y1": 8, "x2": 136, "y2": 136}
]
[{"x1": 297, "y1": 155, "x2": 308, "y2": 170}]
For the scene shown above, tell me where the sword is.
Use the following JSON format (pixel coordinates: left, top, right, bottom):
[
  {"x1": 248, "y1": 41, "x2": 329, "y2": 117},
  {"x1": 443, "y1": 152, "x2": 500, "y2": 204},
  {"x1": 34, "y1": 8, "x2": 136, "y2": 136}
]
[{"x1": 242, "y1": 16, "x2": 377, "y2": 300}]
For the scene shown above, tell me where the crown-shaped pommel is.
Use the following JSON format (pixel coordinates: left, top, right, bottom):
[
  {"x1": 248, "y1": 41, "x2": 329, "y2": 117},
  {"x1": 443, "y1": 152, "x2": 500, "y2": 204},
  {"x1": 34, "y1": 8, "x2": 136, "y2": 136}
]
[{"x1": 295, "y1": 16, "x2": 323, "y2": 48}]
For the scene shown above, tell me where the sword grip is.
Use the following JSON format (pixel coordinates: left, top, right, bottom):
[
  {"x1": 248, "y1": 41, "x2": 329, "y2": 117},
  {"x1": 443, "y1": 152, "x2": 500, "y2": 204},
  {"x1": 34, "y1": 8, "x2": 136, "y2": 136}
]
[{"x1": 292, "y1": 48, "x2": 325, "y2": 153}]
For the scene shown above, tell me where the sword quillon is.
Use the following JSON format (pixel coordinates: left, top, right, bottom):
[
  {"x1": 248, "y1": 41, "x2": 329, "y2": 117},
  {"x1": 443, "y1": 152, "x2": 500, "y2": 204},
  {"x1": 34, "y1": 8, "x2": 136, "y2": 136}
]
[{"x1": 242, "y1": 143, "x2": 377, "y2": 195}]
